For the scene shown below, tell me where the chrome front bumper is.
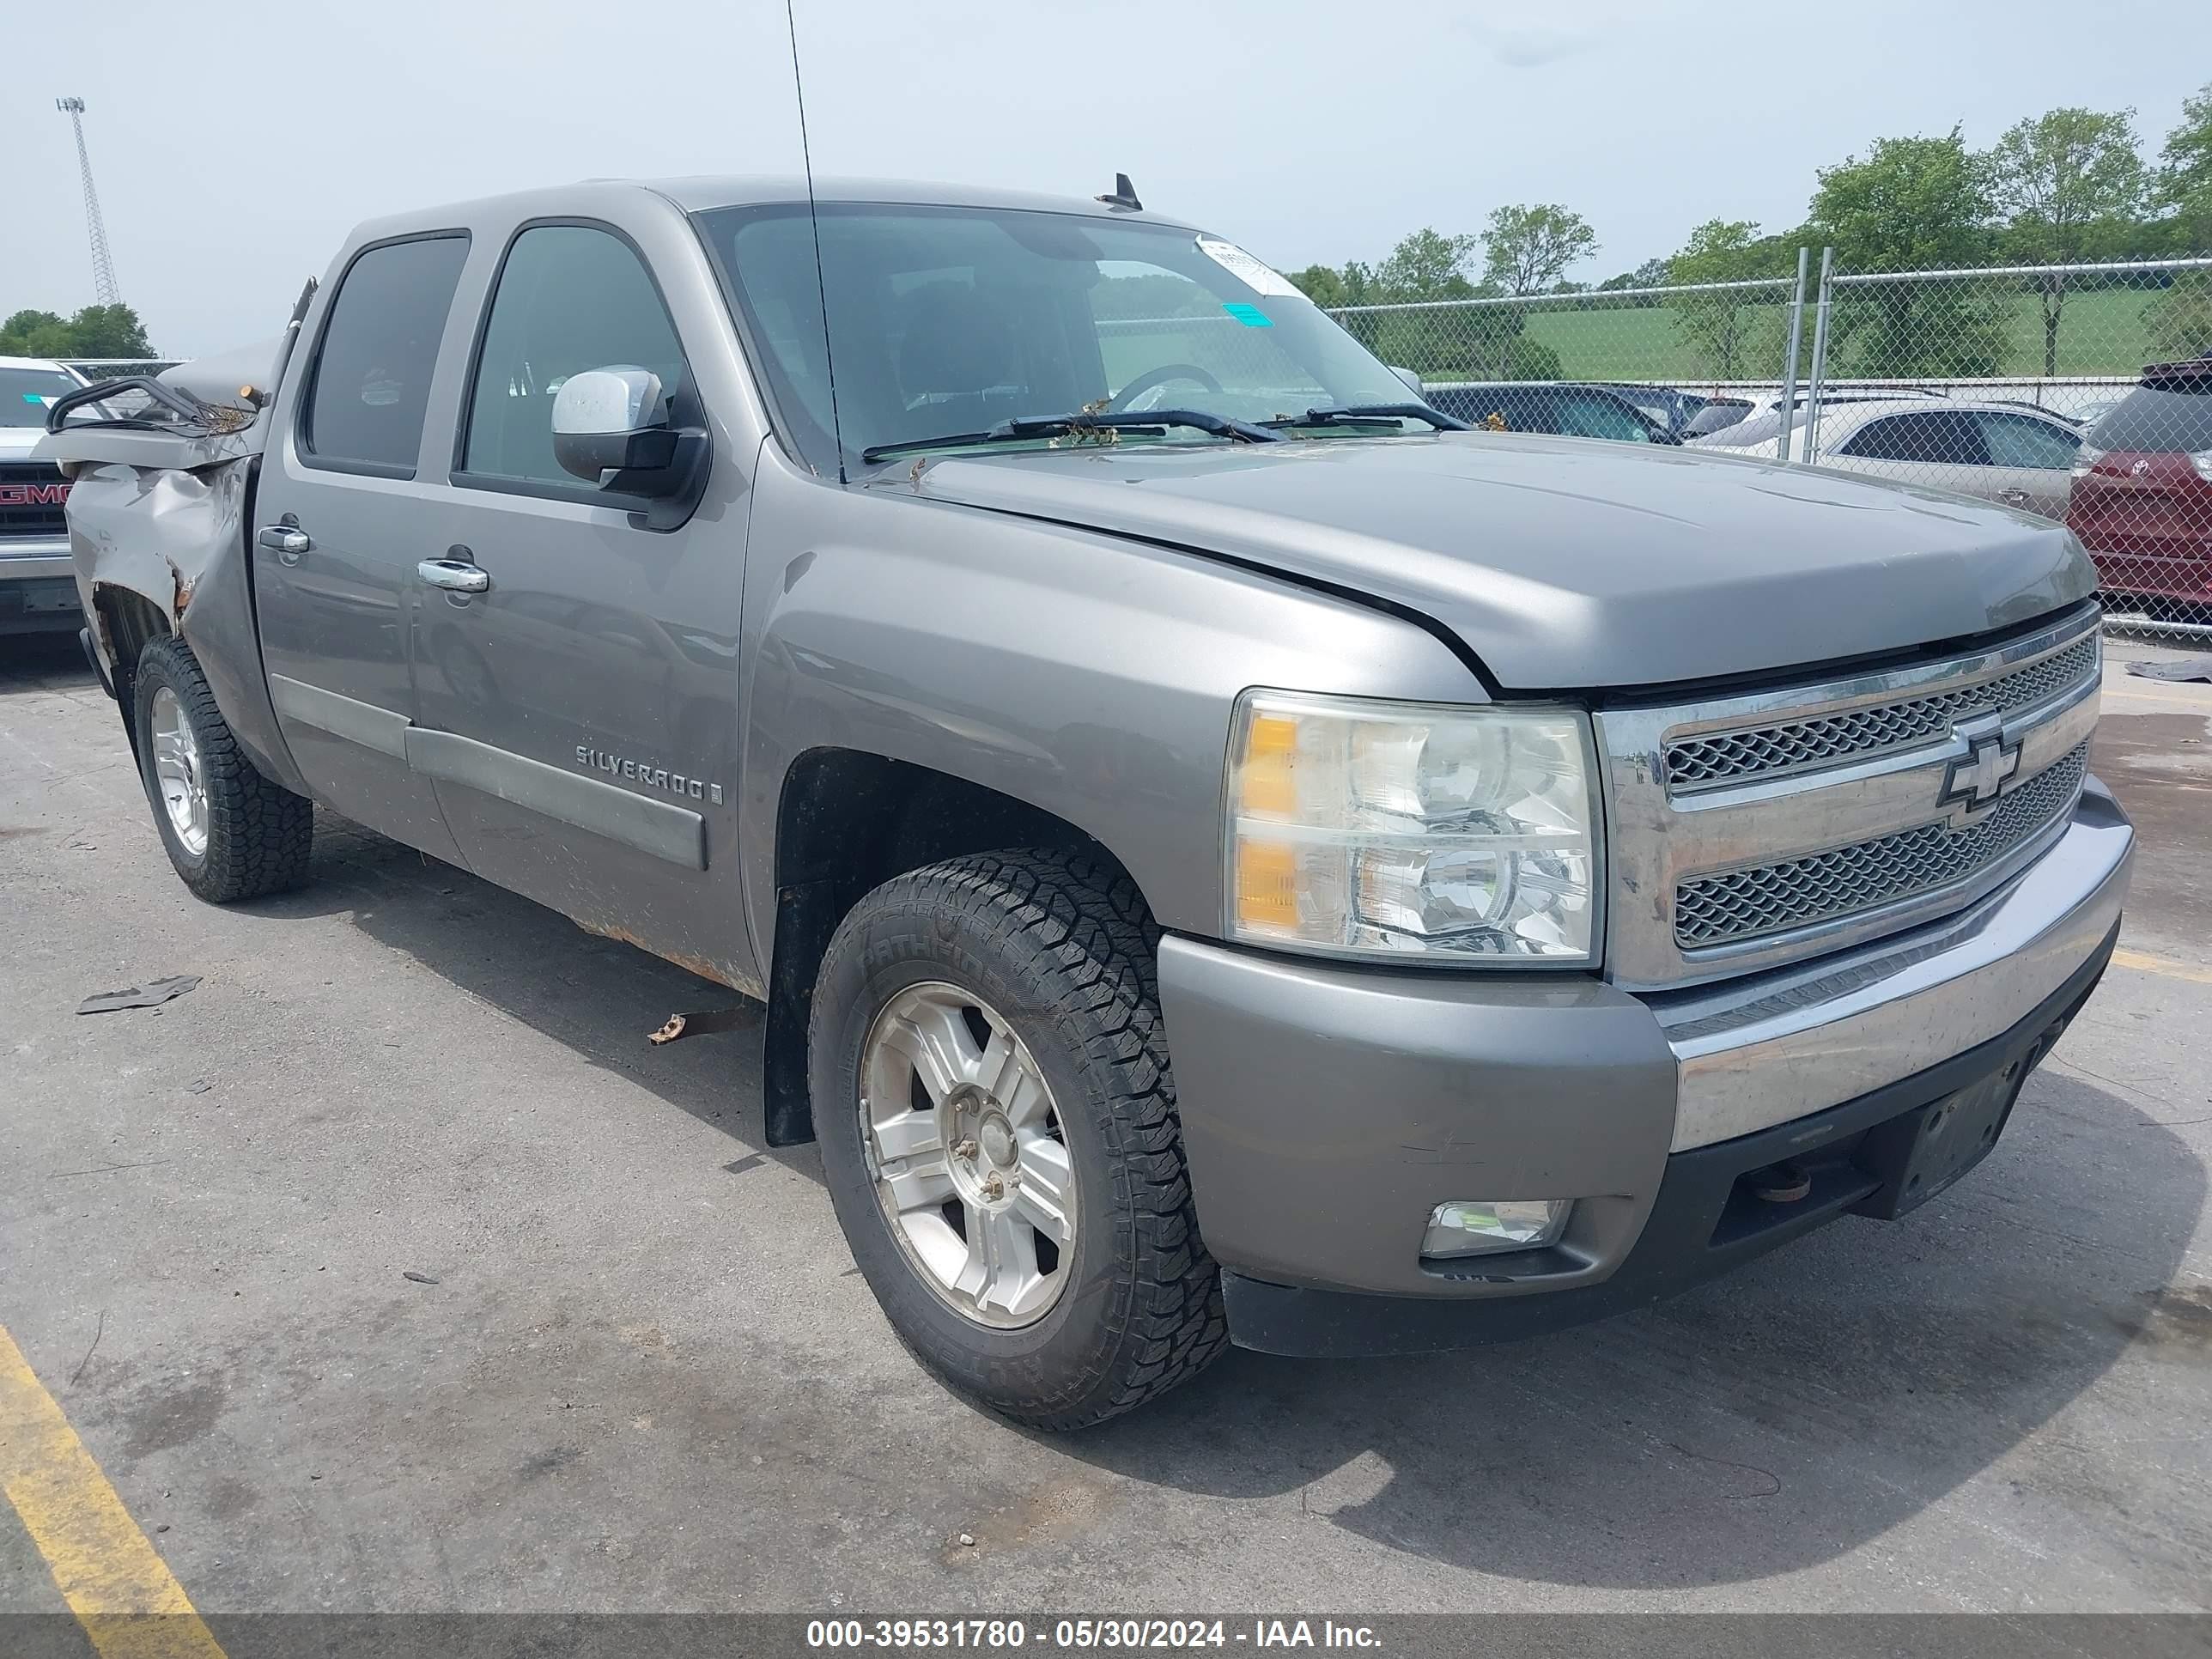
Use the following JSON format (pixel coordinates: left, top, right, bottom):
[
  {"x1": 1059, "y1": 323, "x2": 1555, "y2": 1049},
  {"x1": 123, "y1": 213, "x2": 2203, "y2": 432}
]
[
  {"x1": 1650, "y1": 779, "x2": 2134, "y2": 1151},
  {"x1": 0, "y1": 538, "x2": 74, "y2": 581}
]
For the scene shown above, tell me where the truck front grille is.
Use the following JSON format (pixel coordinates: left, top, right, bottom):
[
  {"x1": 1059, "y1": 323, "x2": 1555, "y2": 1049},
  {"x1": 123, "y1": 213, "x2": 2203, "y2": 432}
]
[
  {"x1": 1594, "y1": 603, "x2": 2104, "y2": 989},
  {"x1": 1664, "y1": 634, "x2": 2099, "y2": 790},
  {"x1": 1673, "y1": 743, "x2": 2089, "y2": 950},
  {"x1": 0, "y1": 463, "x2": 70, "y2": 540}
]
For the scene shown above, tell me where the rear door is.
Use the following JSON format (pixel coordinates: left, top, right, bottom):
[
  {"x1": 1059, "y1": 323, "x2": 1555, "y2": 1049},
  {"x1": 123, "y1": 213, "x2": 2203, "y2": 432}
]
[
  {"x1": 410, "y1": 218, "x2": 751, "y2": 985},
  {"x1": 255, "y1": 232, "x2": 473, "y2": 860}
]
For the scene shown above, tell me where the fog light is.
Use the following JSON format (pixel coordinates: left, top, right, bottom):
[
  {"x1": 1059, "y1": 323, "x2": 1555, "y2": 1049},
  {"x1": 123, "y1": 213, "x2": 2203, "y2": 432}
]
[{"x1": 1422, "y1": 1200, "x2": 1571, "y2": 1258}]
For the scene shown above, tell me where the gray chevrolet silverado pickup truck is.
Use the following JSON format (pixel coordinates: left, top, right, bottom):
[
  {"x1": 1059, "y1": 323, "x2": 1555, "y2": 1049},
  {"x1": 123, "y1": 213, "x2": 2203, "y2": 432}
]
[{"x1": 41, "y1": 178, "x2": 2132, "y2": 1427}]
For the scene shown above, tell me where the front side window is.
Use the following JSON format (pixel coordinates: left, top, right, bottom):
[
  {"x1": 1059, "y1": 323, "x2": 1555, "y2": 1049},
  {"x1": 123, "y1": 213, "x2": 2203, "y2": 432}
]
[
  {"x1": 303, "y1": 234, "x2": 470, "y2": 474},
  {"x1": 697, "y1": 203, "x2": 1410, "y2": 474},
  {"x1": 463, "y1": 225, "x2": 689, "y2": 486},
  {"x1": 1977, "y1": 411, "x2": 2080, "y2": 470}
]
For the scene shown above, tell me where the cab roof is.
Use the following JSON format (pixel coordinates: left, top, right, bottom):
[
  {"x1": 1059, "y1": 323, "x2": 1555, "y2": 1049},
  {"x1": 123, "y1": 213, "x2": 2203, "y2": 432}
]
[{"x1": 353, "y1": 176, "x2": 1200, "y2": 242}]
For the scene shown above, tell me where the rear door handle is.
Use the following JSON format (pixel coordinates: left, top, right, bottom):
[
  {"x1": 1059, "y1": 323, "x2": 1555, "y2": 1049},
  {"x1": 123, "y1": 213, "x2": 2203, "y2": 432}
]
[
  {"x1": 418, "y1": 557, "x2": 490, "y2": 594},
  {"x1": 258, "y1": 524, "x2": 310, "y2": 562}
]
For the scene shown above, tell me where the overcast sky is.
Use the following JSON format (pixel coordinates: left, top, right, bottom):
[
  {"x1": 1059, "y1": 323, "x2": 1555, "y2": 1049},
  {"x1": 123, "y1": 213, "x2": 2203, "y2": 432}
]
[{"x1": 9, "y1": 0, "x2": 2209, "y2": 357}]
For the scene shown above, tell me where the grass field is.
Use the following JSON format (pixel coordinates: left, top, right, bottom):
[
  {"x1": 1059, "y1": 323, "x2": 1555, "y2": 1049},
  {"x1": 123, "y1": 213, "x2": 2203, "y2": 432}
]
[{"x1": 1393, "y1": 285, "x2": 2172, "y2": 386}]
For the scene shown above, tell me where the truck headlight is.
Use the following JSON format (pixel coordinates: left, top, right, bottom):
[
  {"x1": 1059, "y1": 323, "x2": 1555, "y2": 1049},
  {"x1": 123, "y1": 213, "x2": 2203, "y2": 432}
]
[{"x1": 1226, "y1": 690, "x2": 1602, "y2": 964}]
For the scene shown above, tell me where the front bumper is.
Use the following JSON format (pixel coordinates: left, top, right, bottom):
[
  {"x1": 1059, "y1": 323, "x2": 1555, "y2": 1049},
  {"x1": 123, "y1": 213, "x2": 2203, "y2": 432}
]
[
  {"x1": 1157, "y1": 781, "x2": 2133, "y2": 1358},
  {"x1": 1, "y1": 538, "x2": 83, "y2": 635}
]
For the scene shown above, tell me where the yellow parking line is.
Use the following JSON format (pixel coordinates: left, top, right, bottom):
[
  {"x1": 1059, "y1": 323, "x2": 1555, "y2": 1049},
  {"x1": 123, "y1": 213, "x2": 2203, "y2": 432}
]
[
  {"x1": 0, "y1": 1323, "x2": 226, "y2": 1659},
  {"x1": 2112, "y1": 947, "x2": 2212, "y2": 988}
]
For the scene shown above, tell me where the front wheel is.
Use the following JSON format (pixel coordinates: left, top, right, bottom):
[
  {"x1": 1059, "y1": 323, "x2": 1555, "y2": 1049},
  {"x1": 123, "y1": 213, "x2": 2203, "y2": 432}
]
[
  {"x1": 810, "y1": 848, "x2": 1227, "y2": 1428},
  {"x1": 131, "y1": 634, "x2": 314, "y2": 902}
]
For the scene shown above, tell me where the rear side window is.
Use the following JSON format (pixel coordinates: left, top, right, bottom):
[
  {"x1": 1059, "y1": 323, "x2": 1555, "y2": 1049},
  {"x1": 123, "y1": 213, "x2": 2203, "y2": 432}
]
[
  {"x1": 2087, "y1": 386, "x2": 2212, "y2": 454},
  {"x1": 462, "y1": 224, "x2": 689, "y2": 487},
  {"x1": 302, "y1": 235, "x2": 470, "y2": 475},
  {"x1": 1838, "y1": 411, "x2": 1988, "y2": 465}
]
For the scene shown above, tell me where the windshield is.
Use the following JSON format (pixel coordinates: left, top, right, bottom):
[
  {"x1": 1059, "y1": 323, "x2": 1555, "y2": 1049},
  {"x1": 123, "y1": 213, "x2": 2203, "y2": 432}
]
[
  {"x1": 695, "y1": 203, "x2": 1415, "y2": 474},
  {"x1": 1, "y1": 367, "x2": 80, "y2": 428}
]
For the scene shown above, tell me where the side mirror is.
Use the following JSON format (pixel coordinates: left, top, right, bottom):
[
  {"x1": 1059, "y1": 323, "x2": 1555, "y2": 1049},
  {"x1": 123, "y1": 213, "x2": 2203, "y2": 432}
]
[
  {"x1": 1389, "y1": 365, "x2": 1424, "y2": 396},
  {"x1": 552, "y1": 366, "x2": 681, "y2": 490}
]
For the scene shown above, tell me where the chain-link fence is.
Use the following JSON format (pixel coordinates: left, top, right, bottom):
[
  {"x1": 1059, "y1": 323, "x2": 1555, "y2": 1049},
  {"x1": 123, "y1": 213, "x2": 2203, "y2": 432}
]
[{"x1": 1328, "y1": 252, "x2": 2212, "y2": 640}]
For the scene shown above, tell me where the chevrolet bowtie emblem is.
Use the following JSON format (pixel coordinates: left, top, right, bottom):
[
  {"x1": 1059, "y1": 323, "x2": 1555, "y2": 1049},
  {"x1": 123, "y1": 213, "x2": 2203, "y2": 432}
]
[{"x1": 1938, "y1": 716, "x2": 2021, "y2": 816}]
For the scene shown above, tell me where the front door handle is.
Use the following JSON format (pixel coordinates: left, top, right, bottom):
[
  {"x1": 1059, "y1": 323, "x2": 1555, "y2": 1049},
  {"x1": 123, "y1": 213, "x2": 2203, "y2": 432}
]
[
  {"x1": 258, "y1": 524, "x2": 310, "y2": 562},
  {"x1": 418, "y1": 558, "x2": 491, "y2": 594}
]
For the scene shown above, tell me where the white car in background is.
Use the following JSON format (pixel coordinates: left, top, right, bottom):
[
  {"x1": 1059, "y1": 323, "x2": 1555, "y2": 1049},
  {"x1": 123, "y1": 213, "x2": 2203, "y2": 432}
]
[
  {"x1": 1686, "y1": 389, "x2": 1946, "y2": 458},
  {"x1": 1800, "y1": 401, "x2": 2085, "y2": 520}
]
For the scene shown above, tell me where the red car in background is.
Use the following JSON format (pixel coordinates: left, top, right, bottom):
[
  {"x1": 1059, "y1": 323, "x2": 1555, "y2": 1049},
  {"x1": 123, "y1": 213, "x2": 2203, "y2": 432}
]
[{"x1": 2066, "y1": 356, "x2": 2212, "y2": 619}]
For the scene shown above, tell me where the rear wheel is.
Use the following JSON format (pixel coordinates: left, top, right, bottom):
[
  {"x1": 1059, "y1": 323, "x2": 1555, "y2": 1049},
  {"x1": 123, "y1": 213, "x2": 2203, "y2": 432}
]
[
  {"x1": 810, "y1": 848, "x2": 1227, "y2": 1428},
  {"x1": 131, "y1": 634, "x2": 314, "y2": 902}
]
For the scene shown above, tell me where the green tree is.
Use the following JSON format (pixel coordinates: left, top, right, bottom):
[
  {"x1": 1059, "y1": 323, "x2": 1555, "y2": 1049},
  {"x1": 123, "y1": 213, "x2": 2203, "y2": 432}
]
[
  {"x1": 1287, "y1": 264, "x2": 1349, "y2": 308},
  {"x1": 1480, "y1": 204, "x2": 1597, "y2": 295},
  {"x1": 1466, "y1": 208, "x2": 1594, "y2": 378},
  {"x1": 2156, "y1": 81, "x2": 2212, "y2": 254},
  {"x1": 2143, "y1": 275, "x2": 2212, "y2": 360},
  {"x1": 1667, "y1": 219, "x2": 1801, "y2": 379},
  {"x1": 1597, "y1": 258, "x2": 1671, "y2": 299},
  {"x1": 1373, "y1": 228, "x2": 1480, "y2": 301},
  {"x1": 1328, "y1": 229, "x2": 1486, "y2": 376},
  {"x1": 1808, "y1": 131, "x2": 2006, "y2": 375},
  {"x1": 0, "y1": 303, "x2": 155, "y2": 359},
  {"x1": 1808, "y1": 130, "x2": 1993, "y2": 270},
  {"x1": 1985, "y1": 107, "x2": 2149, "y2": 374}
]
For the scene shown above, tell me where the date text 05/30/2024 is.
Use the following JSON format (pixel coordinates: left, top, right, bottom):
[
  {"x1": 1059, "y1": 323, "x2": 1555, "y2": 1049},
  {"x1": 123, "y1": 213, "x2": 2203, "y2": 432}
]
[{"x1": 805, "y1": 1620, "x2": 1383, "y2": 1650}]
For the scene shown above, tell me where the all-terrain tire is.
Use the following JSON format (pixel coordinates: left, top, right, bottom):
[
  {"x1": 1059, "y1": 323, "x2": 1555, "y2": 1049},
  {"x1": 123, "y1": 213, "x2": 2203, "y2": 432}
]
[
  {"x1": 132, "y1": 633, "x2": 314, "y2": 902},
  {"x1": 810, "y1": 848, "x2": 1228, "y2": 1429}
]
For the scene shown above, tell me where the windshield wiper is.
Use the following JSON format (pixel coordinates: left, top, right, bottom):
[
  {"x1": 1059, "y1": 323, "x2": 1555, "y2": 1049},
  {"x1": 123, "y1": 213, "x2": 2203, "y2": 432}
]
[
  {"x1": 1262, "y1": 403, "x2": 1472, "y2": 433},
  {"x1": 862, "y1": 408, "x2": 1285, "y2": 464}
]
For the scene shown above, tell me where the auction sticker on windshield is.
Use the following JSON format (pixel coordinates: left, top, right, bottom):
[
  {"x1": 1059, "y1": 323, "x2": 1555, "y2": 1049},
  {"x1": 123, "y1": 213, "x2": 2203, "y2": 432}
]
[{"x1": 1195, "y1": 236, "x2": 1299, "y2": 297}]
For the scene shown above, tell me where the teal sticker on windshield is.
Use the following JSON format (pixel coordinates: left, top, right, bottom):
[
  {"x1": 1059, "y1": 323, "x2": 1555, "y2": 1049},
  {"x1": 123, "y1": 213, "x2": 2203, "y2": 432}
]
[{"x1": 1222, "y1": 302, "x2": 1273, "y2": 328}]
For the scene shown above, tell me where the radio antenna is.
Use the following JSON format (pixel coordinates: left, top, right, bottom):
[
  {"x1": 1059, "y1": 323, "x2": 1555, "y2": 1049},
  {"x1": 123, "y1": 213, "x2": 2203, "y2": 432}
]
[{"x1": 785, "y1": 0, "x2": 847, "y2": 483}]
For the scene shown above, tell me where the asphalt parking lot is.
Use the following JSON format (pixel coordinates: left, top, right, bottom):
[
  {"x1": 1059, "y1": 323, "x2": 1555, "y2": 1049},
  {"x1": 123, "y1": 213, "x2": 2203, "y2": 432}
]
[{"x1": 3, "y1": 629, "x2": 2209, "y2": 1622}]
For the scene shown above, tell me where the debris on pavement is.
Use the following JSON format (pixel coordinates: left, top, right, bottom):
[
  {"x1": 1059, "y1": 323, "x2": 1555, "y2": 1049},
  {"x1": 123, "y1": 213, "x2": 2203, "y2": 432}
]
[
  {"x1": 185, "y1": 1079, "x2": 213, "y2": 1095},
  {"x1": 2127, "y1": 655, "x2": 2212, "y2": 683},
  {"x1": 76, "y1": 975, "x2": 202, "y2": 1015},
  {"x1": 647, "y1": 1007, "x2": 751, "y2": 1045},
  {"x1": 401, "y1": 1271, "x2": 441, "y2": 1285}
]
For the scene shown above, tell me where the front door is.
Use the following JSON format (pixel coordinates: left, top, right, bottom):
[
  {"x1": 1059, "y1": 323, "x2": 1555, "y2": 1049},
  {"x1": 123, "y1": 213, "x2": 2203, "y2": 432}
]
[
  {"x1": 1972, "y1": 409, "x2": 2082, "y2": 520},
  {"x1": 411, "y1": 222, "x2": 750, "y2": 986},
  {"x1": 255, "y1": 232, "x2": 473, "y2": 862}
]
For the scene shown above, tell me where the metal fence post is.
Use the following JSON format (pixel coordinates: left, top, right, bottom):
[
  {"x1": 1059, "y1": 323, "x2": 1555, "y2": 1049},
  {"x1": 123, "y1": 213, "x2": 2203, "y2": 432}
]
[
  {"x1": 1801, "y1": 247, "x2": 1836, "y2": 463},
  {"x1": 1776, "y1": 246, "x2": 1809, "y2": 463}
]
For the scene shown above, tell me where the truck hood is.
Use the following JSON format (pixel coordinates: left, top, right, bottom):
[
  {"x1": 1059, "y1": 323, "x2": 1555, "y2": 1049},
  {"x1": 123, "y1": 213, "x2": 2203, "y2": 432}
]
[{"x1": 902, "y1": 434, "x2": 2095, "y2": 690}]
